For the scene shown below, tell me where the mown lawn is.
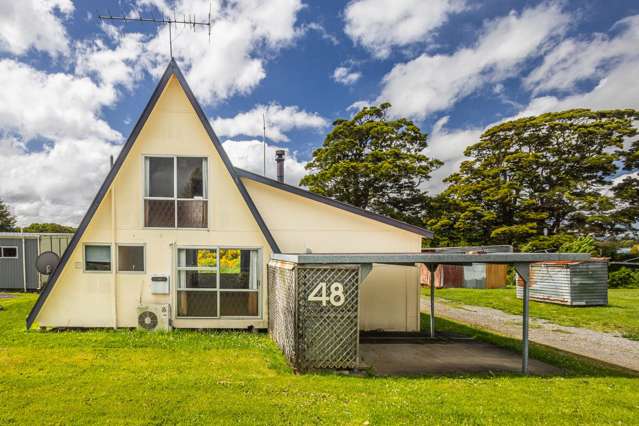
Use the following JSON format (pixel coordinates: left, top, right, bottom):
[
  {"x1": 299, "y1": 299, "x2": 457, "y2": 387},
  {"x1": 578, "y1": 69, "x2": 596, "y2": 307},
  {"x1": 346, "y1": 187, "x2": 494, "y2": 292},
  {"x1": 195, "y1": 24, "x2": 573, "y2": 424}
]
[
  {"x1": 423, "y1": 287, "x2": 639, "y2": 340},
  {"x1": 1, "y1": 293, "x2": 639, "y2": 425}
]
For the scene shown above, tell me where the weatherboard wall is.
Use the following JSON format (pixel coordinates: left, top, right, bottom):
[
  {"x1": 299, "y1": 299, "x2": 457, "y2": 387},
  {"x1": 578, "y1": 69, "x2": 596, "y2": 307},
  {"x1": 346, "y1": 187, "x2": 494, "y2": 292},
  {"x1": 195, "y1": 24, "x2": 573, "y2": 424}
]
[{"x1": 35, "y1": 75, "x2": 271, "y2": 329}]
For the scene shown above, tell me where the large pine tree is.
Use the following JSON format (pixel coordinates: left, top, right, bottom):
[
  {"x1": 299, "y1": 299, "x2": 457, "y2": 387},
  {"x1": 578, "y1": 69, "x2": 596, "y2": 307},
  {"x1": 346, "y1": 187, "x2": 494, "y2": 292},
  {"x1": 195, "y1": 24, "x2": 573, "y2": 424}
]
[{"x1": 301, "y1": 103, "x2": 442, "y2": 225}]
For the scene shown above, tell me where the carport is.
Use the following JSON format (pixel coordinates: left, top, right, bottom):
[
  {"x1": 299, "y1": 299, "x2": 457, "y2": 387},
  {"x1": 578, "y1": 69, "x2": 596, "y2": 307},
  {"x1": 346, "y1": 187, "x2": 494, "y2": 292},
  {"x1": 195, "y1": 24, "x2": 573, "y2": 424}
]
[{"x1": 269, "y1": 251, "x2": 591, "y2": 374}]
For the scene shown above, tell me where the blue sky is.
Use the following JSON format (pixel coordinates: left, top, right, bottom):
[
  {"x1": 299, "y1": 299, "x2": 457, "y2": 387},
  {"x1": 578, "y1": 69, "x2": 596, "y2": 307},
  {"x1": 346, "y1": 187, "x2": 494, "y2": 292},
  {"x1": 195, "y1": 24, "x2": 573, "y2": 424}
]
[{"x1": 0, "y1": 0, "x2": 638, "y2": 226}]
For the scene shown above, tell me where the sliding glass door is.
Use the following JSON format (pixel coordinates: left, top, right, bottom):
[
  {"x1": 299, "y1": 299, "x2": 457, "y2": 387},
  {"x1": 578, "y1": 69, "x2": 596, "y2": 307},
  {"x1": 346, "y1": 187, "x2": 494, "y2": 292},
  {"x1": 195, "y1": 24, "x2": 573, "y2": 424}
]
[{"x1": 176, "y1": 247, "x2": 260, "y2": 318}]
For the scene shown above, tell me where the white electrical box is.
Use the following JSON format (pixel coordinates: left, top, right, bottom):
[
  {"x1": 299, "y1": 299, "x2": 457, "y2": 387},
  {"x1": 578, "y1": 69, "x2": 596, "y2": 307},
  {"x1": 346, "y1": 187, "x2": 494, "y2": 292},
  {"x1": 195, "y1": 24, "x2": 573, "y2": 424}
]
[{"x1": 150, "y1": 274, "x2": 170, "y2": 294}]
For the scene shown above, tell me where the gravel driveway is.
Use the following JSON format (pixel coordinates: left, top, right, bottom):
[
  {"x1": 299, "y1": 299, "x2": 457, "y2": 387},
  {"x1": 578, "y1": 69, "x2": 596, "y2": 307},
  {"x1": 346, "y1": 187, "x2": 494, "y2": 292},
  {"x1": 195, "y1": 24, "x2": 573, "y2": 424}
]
[{"x1": 421, "y1": 297, "x2": 639, "y2": 372}]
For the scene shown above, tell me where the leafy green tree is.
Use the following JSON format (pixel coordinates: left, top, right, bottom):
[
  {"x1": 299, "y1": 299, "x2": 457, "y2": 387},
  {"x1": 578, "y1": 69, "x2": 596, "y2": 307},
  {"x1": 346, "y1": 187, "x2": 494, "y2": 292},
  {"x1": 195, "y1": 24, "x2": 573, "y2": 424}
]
[
  {"x1": 610, "y1": 139, "x2": 639, "y2": 237},
  {"x1": 301, "y1": 103, "x2": 442, "y2": 225},
  {"x1": 428, "y1": 109, "x2": 639, "y2": 247},
  {"x1": 558, "y1": 236, "x2": 597, "y2": 254},
  {"x1": 22, "y1": 223, "x2": 76, "y2": 233},
  {"x1": 0, "y1": 199, "x2": 16, "y2": 232}
]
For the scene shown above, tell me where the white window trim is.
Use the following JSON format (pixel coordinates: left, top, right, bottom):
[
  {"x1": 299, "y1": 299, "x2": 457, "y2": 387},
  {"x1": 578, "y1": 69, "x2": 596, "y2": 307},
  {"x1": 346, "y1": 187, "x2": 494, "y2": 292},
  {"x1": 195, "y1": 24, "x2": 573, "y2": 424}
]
[
  {"x1": 83, "y1": 243, "x2": 112, "y2": 273},
  {"x1": 0, "y1": 246, "x2": 18, "y2": 259},
  {"x1": 116, "y1": 243, "x2": 146, "y2": 274},
  {"x1": 174, "y1": 245, "x2": 262, "y2": 320},
  {"x1": 142, "y1": 155, "x2": 209, "y2": 229}
]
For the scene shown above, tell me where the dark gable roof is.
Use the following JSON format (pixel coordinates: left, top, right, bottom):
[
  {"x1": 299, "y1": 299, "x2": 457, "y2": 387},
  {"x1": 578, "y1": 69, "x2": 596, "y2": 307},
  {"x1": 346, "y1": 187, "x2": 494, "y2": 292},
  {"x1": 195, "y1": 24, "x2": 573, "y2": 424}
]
[
  {"x1": 235, "y1": 168, "x2": 434, "y2": 238},
  {"x1": 26, "y1": 59, "x2": 279, "y2": 329}
]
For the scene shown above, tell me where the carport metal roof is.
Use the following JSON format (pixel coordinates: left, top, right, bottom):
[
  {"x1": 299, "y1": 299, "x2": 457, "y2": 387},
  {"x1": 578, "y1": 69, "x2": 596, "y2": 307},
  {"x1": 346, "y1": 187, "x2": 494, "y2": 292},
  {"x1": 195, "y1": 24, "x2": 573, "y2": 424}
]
[
  {"x1": 271, "y1": 252, "x2": 591, "y2": 265},
  {"x1": 271, "y1": 251, "x2": 594, "y2": 375}
]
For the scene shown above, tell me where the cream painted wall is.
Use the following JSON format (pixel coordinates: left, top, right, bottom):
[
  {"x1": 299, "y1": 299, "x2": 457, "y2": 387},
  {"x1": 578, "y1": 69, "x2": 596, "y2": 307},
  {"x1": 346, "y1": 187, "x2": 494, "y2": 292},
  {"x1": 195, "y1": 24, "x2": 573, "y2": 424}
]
[
  {"x1": 37, "y1": 76, "x2": 270, "y2": 329},
  {"x1": 243, "y1": 180, "x2": 423, "y2": 332}
]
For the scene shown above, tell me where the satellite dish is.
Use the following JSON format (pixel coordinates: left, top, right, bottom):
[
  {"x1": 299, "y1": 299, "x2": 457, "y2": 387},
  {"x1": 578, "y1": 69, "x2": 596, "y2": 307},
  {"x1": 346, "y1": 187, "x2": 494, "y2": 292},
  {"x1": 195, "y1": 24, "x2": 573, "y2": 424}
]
[{"x1": 36, "y1": 251, "x2": 60, "y2": 275}]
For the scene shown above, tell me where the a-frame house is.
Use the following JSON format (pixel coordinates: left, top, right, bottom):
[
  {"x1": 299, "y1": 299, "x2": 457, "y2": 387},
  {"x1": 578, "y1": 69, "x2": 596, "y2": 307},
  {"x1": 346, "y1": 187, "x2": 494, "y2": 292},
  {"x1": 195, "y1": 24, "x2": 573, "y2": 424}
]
[{"x1": 27, "y1": 60, "x2": 431, "y2": 331}]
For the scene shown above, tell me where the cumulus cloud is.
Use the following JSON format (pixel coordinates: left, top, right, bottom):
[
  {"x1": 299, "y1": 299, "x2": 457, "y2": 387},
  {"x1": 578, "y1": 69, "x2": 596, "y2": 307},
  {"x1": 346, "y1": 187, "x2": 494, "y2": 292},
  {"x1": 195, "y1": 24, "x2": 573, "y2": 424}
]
[
  {"x1": 212, "y1": 104, "x2": 327, "y2": 143},
  {"x1": 75, "y1": 29, "x2": 146, "y2": 90},
  {"x1": 141, "y1": 0, "x2": 304, "y2": 104},
  {"x1": 344, "y1": 0, "x2": 467, "y2": 59},
  {"x1": 0, "y1": 59, "x2": 120, "y2": 142},
  {"x1": 516, "y1": 15, "x2": 639, "y2": 116},
  {"x1": 378, "y1": 2, "x2": 570, "y2": 119},
  {"x1": 332, "y1": 66, "x2": 362, "y2": 85},
  {"x1": 0, "y1": 138, "x2": 119, "y2": 226},
  {"x1": 422, "y1": 117, "x2": 482, "y2": 193},
  {"x1": 222, "y1": 139, "x2": 307, "y2": 185},
  {"x1": 0, "y1": 0, "x2": 73, "y2": 56},
  {"x1": 524, "y1": 15, "x2": 639, "y2": 95}
]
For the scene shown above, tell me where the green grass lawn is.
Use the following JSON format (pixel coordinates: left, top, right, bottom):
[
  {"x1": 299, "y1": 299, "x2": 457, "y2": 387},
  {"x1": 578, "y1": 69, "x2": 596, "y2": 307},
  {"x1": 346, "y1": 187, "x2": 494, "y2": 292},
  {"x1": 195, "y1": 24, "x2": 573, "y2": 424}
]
[
  {"x1": 1, "y1": 294, "x2": 639, "y2": 425},
  {"x1": 423, "y1": 287, "x2": 639, "y2": 340}
]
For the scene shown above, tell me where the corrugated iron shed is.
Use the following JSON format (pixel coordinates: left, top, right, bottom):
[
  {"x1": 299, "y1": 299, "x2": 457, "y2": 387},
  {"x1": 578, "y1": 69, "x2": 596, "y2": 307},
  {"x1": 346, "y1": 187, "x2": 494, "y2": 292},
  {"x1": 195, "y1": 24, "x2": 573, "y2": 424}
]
[{"x1": 516, "y1": 259, "x2": 608, "y2": 306}]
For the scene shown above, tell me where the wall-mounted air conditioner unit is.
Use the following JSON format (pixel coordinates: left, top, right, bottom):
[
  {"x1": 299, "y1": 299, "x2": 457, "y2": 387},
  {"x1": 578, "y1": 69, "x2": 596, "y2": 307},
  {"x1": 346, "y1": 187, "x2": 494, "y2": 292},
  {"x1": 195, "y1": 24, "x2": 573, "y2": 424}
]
[{"x1": 137, "y1": 304, "x2": 171, "y2": 331}]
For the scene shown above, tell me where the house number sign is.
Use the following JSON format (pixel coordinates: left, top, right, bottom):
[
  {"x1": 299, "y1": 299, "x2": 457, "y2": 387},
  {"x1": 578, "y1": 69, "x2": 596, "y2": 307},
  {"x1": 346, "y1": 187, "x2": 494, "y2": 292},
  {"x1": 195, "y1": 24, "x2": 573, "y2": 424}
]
[{"x1": 308, "y1": 282, "x2": 345, "y2": 306}]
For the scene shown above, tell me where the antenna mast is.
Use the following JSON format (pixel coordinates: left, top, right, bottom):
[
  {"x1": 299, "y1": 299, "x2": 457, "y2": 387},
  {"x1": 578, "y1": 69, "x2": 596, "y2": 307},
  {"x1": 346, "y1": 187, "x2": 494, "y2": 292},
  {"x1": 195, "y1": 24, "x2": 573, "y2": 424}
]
[
  {"x1": 262, "y1": 113, "x2": 267, "y2": 176},
  {"x1": 98, "y1": 7, "x2": 212, "y2": 58}
]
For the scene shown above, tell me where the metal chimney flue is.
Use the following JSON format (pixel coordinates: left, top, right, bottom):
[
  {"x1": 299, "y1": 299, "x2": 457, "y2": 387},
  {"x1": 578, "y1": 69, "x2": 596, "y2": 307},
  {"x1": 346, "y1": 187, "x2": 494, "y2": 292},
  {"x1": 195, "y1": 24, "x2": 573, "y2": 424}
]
[{"x1": 275, "y1": 150, "x2": 285, "y2": 183}]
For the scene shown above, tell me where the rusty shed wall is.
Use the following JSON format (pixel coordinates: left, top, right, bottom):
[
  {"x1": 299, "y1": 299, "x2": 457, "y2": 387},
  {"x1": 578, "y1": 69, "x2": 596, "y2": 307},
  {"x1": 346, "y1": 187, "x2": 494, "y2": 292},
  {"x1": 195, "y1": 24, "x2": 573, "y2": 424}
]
[{"x1": 420, "y1": 264, "x2": 464, "y2": 288}]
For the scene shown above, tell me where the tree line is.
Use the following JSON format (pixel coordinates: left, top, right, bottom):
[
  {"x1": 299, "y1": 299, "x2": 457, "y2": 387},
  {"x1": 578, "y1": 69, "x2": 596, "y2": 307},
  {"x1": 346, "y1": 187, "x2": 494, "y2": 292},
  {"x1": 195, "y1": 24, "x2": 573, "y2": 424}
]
[{"x1": 302, "y1": 104, "x2": 639, "y2": 253}]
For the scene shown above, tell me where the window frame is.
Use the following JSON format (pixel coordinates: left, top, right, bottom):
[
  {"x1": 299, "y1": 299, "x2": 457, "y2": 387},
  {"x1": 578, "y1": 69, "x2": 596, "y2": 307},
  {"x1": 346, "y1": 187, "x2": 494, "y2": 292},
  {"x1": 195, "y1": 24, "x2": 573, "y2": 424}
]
[
  {"x1": 117, "y1": 243, "x2": 146, "y2": 274},
  {"x1": 143, "y1": 155, "x2": 208, "y2": 229},
  {"x1": 0, "y1": 246, "x2": 18, "y2": 259},
  {"x1": 174, "y1": 245, "x2": 261, "y2": 320},
  {"x1": 83, "y1": 243, "x2": 112, "y2": 273}
]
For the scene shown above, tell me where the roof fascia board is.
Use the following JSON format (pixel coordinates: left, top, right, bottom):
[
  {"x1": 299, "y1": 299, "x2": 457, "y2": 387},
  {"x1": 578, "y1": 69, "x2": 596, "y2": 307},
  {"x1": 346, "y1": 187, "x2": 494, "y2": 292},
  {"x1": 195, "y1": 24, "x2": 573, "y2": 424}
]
[{"x1": 236, "y1": 168, "x2": 434, "y2": 238}]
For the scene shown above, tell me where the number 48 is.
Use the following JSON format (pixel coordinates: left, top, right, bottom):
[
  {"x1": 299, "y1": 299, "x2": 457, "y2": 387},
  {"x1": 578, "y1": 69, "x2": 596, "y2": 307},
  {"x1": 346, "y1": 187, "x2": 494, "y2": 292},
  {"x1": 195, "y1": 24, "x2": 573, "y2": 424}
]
[{"x1": 308, "y1": 282, "x2": 345, "y2": 307}]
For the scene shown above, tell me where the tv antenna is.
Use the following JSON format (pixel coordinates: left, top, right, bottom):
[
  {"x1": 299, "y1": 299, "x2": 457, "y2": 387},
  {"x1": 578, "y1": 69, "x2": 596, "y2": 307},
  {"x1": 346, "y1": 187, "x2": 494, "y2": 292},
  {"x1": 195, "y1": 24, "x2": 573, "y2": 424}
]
[
  {"x1": 98, "y1": 3, "x2": 212, "y2": 58},
  {"x1": 262, "y1": 113, "x2": 267, "y2": 176}
]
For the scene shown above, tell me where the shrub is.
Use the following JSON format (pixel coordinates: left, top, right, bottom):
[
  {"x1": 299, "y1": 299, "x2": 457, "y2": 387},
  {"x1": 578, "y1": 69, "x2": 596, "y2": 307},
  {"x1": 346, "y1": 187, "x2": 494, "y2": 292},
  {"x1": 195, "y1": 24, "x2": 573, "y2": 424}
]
[
  {"x1": 608, "y1": 267, "x2": 639, "y2": 289},
  {"x1": 559, "y1": 236, "x2": 597, "y2": 254}
]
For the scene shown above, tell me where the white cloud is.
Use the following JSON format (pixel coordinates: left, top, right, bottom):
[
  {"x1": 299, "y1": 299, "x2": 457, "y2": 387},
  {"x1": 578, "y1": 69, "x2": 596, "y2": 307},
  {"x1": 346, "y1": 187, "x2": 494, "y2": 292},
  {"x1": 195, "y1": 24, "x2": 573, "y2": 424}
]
[
  {"x1": 75, "y1": 29, "x2": 147, "y2": 90},
  {"x1": 212, "y1": 104, "x2": 327, "y2": 142},
  {"x1": 300, "y1": 22, "x2": 339, "y2": 45},
  {"x1": 142, "y1": 0, "x2": 304, "y2": 104},
  {"x1": 346, "y1": 100, "x2": 371, "y2": 113},
  {"x1": 0, "y1": 27, "x2": 147, "y2": 226},
  {"x1": 222, "y1": 139, "x2": 307, "y2": 185},
  {"x1": 344, "y1": 0, "x2": 467, "y2": 59},
  {"x1": 378, "y1": 2, "x2": 570, "y2": 119},
  {"x1": 423, "y1": 117, "x2": 482, "y2": 193},
  {"x1": 332, "y1": 66, "x2": 361, "y2": 85},
  {"x1": 516, "y1": 15, "x2": 639, "y2": 116},
  {"x1": 0, "y1": 0, "x2": 73, "y2": 56},
  {"x1": 0, "y1": 138, "x2": 119, "y2": 227},
  {"x1": 524, "y1": 15, "x2": 639, "y2": 95},
  {"x1": 0, "y1": 59, "x2": 120, "y2": 142}
]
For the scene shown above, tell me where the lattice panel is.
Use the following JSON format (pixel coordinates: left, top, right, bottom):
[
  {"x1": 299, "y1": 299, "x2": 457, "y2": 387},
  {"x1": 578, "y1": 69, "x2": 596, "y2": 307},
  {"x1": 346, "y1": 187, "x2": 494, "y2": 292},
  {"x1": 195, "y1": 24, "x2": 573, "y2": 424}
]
[
  {"x1": 268, "y1": 263, "x2": 297, "y2": 366},
  {"x1": 297, "y1": 266, "x2": 359, "y2": 370}
]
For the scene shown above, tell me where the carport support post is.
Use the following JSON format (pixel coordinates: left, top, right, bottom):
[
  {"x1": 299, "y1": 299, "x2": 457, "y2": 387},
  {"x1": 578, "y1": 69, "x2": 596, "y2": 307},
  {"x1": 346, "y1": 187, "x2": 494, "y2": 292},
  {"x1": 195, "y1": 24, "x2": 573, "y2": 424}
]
[
  {"x1": 427, "y1": 264, "x2": 437, "y2": 338},
  {"x1": 515, "y1": 263, "x2": 530, "y2": 375}
]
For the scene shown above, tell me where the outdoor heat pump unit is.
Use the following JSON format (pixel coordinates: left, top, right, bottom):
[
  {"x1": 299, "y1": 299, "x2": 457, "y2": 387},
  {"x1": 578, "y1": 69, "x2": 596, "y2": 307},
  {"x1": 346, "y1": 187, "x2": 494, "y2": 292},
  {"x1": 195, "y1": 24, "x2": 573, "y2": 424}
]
[
  {"x1": 150, "y1": 274, "x2": 170, "y2": 294},
  {"x1": 137, "y1": 304, "x2": 171, "y2": 331}
]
